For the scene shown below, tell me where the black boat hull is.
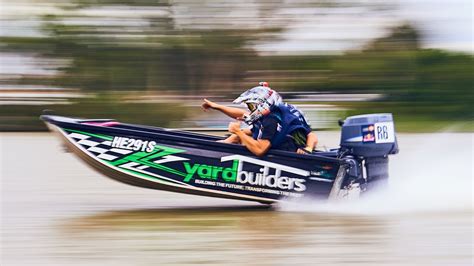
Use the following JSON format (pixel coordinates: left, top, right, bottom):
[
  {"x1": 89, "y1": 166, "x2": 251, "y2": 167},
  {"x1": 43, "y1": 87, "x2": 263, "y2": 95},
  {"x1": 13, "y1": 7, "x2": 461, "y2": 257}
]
[{"x1": 42, "y1": 115, "x2": 347, "y2": 203}]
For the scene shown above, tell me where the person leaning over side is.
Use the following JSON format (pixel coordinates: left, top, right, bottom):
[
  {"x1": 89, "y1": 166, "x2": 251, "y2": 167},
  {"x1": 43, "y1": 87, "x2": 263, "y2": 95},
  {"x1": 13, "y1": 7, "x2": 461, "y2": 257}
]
[{"x1": 201, "y1": 82, "x2": 318, "y2": 156}]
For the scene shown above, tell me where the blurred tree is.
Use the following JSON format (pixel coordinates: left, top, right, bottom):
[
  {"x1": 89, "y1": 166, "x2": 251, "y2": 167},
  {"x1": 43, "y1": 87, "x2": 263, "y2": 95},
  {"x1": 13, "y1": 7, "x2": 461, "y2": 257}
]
[
  {"x1": 250, "y1": 24, "x2": 472, "y2": 122},
  {"x1": 1, "y1": 0, "x2": 282, "y2": 94},
  {"x1": 0, "y1": 1, "x2": 472, "y2": 130}
]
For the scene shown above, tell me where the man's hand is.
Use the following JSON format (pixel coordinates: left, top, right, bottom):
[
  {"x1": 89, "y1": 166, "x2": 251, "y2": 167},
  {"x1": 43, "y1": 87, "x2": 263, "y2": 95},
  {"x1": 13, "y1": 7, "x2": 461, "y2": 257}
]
[
  {"x1": 228, "y1": 121, "x2": 241, "y2": 134},
  {"x1": 201, "y1": 98, "x2": 248, "y2": 119},
  {"x1": 297, "y1": 132, "x2": 317, "y2": 154},
  {"x1": 201, "y1": 99, "x2": 218, "y2": 111},
  {"x1": 296, "y1": 147, "x2": 313, "y2": 154}
]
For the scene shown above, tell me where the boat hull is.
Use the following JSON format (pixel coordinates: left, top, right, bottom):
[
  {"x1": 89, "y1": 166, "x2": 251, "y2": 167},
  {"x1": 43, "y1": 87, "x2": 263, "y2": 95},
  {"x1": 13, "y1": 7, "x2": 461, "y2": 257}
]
[{"x1": 43, "y1": 115, "x2": 347, "y2": 203}]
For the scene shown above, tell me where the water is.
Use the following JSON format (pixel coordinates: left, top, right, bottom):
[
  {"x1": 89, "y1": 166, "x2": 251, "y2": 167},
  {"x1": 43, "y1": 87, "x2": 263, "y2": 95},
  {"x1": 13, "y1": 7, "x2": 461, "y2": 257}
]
[{"x1": 1, "y1": 132, "x2": 472, "y2": 265}]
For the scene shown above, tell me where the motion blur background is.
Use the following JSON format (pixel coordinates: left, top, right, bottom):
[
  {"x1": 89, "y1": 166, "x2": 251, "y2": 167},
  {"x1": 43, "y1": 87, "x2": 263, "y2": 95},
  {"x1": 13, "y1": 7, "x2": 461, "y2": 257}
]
[
  {"x1": 1, "y1": 1, "x2": 473, "y2": 265},
  {"x1": 1, "y1": 0, "x2": 472, "y2": 132}
]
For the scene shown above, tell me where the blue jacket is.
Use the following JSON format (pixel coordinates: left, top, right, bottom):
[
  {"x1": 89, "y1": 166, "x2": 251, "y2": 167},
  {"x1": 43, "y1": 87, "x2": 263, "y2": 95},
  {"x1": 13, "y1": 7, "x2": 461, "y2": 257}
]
[{"x1": 251, "y1": 104, "x2": 311, "y2": 149}]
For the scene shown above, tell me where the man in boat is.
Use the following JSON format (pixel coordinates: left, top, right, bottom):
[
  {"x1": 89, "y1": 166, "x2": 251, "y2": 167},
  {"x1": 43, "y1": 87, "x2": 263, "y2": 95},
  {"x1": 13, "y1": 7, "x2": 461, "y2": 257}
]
[{"x1": 202, "y1": 82, "x2": 318, "y2": 156}]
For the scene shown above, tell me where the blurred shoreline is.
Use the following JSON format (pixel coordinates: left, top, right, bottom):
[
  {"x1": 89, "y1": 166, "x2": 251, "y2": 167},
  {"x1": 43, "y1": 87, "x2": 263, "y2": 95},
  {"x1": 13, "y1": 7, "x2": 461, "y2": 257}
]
[{"x1": 1, "y1": 1, "x2": 472, "y2": 132}]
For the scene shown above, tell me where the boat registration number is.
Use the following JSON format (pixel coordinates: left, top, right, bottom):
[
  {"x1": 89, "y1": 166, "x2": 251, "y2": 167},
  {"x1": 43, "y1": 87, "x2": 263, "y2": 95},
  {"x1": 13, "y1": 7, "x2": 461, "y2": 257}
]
[
  {"x1": 374, "y1": 122, "x2": 395, "y2": 143},
  {"x1": 111, "y1": 136, "x2": 156, "y2": 152}
]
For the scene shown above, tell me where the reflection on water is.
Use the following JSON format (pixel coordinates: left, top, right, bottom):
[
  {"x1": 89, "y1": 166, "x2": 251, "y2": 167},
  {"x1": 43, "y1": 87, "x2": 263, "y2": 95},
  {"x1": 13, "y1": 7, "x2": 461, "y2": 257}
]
[
  {"x1": 59, "y1": 207, "x2": 388, "y2": 265},
  {"x1": 1, "y1": 133, "x2": 472, "y2": 265},
  {"x1": 58, "y1": 207, "x2": 471, "y2": 265}
]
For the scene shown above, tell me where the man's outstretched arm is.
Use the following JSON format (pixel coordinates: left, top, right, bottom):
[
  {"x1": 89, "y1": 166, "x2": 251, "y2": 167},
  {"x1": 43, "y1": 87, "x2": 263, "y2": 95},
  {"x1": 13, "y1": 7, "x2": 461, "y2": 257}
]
[{"x1": 202, "y1": 99, "x2": 247, "y2": 120}]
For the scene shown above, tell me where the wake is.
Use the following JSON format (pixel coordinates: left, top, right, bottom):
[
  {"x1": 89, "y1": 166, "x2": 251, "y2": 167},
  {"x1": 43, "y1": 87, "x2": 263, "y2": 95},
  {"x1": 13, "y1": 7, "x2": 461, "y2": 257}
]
[{"x1": 278, "y1": 132, "x2": 473, "y2": 215}]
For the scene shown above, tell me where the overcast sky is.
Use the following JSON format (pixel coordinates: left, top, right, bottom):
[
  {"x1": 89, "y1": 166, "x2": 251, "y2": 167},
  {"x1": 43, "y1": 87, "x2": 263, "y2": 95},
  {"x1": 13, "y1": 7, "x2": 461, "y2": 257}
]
[
  {"x1": 0, "y1": 0, "x2": 472, "y2": 54},
  {"x1": 397, "y1": 0, "x2": 472, "y2": 52}
]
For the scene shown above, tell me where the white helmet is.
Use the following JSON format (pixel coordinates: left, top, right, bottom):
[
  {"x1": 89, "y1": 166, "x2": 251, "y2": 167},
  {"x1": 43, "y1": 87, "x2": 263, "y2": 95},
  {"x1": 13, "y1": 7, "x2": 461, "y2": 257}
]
[{"x1": 233, "y1": 82, "x2": 282, "y2": 125}]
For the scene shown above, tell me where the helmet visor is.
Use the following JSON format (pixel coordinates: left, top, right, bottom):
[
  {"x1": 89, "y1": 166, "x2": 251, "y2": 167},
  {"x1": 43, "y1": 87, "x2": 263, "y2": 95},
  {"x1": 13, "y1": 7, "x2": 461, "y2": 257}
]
[{"x1": 246, "y1": 102, "x2": 257, "y2": 112}]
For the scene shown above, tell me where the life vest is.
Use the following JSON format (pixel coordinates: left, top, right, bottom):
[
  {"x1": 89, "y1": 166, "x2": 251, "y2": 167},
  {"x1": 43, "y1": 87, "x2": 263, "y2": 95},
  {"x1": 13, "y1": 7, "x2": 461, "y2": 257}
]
[{"x1": 251, "y1": 103, "x2": 312, "y2": 149}]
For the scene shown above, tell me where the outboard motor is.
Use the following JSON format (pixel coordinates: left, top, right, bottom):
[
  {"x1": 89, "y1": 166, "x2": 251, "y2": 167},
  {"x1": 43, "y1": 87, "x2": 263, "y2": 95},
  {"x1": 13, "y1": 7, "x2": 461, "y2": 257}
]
[{"x1": 339, "y1": 113, "x2": 399, "y2": 192}]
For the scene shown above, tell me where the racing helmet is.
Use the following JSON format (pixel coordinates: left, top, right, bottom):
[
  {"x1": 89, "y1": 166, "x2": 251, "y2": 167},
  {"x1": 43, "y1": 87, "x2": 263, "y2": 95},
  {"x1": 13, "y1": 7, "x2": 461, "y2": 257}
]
[{"x1": 233, "y1": 82, "x2": 282, "y2": 125}]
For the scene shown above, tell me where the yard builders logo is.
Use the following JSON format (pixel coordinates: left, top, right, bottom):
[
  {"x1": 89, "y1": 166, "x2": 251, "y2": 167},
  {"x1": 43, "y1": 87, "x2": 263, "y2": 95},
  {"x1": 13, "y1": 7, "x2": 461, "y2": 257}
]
[{"x1": 183, "y1": 155, "x2": 308, "y2": 192}]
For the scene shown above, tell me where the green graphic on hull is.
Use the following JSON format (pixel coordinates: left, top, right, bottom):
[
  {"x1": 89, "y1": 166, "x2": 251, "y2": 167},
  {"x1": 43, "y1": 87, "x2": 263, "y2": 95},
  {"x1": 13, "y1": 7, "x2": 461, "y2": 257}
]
[
  {"x1": 109, "y1": 146, "x2": 187, "y2": 178},
  {"x1": 64, "y1": 128, "x2": 188, "y2": 186},
  {"x1": 183, "y1": 160, "x2": 238, "y2": 182}
]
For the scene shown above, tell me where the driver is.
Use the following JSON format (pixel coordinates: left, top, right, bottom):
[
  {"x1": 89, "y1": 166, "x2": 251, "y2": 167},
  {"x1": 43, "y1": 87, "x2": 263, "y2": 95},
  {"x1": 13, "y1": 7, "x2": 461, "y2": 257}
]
[{"x1": 202, "y1": 82, "x2": 318, "y2": 156}]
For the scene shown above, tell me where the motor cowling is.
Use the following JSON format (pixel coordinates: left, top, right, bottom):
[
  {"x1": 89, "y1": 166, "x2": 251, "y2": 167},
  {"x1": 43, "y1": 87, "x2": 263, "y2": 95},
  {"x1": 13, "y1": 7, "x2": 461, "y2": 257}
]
[
  {"x1": 339, "y1": 113, "x2": 399, "y2": 191},
  {"x1": 340, "y1": 113, "x2": 398, "y2": 157}
]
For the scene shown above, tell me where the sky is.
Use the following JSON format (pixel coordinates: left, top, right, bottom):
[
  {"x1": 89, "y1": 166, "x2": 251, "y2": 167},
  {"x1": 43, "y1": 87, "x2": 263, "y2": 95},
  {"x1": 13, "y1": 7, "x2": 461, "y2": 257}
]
[
  {"x1": 254, "y1": 0, "x2": 472, "y2": 54},
  {"x1": 397, "y1": 0, "x2": 472, "y2": 52},
  {"x1": 0, "y1": 0, "x2": 472, "y2": 54}
]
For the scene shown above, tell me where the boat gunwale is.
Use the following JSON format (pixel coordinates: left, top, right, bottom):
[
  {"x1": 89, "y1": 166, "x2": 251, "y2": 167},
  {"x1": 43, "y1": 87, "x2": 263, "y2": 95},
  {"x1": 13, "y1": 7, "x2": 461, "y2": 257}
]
[{"x1": 41, "y1": 115, "x2": 343, "y2": 164}]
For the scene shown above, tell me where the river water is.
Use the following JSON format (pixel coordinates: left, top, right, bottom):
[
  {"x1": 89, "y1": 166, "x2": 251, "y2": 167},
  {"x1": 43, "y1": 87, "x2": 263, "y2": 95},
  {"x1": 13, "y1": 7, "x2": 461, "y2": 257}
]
[{"x1": 1, "y1": 132, "x2": 472, "y2": 265}]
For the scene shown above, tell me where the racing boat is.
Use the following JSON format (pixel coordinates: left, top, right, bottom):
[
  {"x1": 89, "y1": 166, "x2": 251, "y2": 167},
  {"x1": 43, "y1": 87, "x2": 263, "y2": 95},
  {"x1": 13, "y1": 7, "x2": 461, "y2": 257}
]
[{"x1": 41, "y1": 113, "x2": 398, "y2": 204}]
